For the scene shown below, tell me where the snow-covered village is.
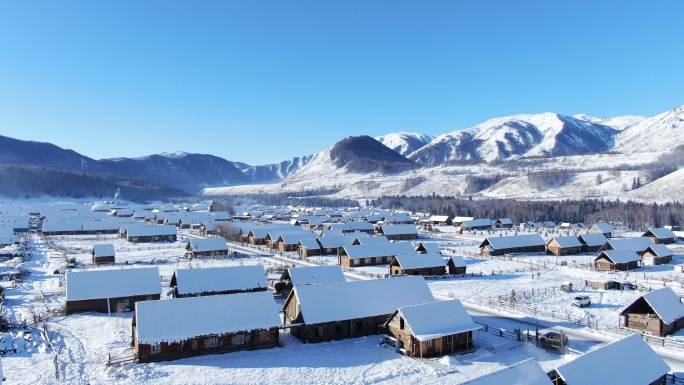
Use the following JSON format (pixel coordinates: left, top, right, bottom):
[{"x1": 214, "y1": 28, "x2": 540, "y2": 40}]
[{"x1": 2, "y1": 1, "x2": 684, "y2": 384}]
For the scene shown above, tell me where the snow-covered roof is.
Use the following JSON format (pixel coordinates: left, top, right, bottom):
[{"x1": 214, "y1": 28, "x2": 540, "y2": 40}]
[
  {"x1": 397, "y1": 299, "x2": 480, "y2": 341},
  {"x1": 553, "y1": 334, "x2": 669, "y2": 385},
  {"x1": 448, "y1": 255, "x2": 466, "y2": 268},
  {"x1": 644, "y1": 244, "x2": 673, "y2": 257},
  {"x1": 461, "y1": 219, "x2": 492, "y2": 228},
  {"x1": 590, "y1": 222, "x2": 614, "y2": 234},
  {"x1": 290, "y1": 276, "x2": 434, "y2": 324},
  {"x1": 481, "y1": 234, "x2": 545, "y2": 250},
  {"x1": 579, "y1": 233, "x2": 608, "y2": 247},
  {"x1": 463, "y1": 359, "x2": 552, "y2": 385},
  {"x1": 644, "y1": 227, "x2": 676, "y2": 240},
  {"x1": 597, "y1": 249, "x2": 641, "y2": 264},
  {"x1": 298, "y1": 238, "x2": 321, "y2": 249},
  {"x1": 622, "y1": 287, "x2": 684, "y2": 325},
  {"x1": 379, "y1": 224, "x2": 418, "y2": 236},
  {"x1": 317, "y1": 235, "x2": 349, "y2": 248},
  {"x1": 353, "y1": 236, "x2": 390, "y2": 246},
  {"x1": 173, "y1": 265, "x2": 267, "y2": 296},
  {"x1": 549, "y1": 236, "x2": 582, "y2": 248},
  {"x1": 135, "y1": 291, "x2": 281, "y2": 344},
  {"x1": 93, "y1": 243, "x2": 115, "y2": 257},
  {"x1": 496, "y1": 218, "x2": 513, "y2": 225},
  {"x1": 285, "y1": 266, "x2": 346, "y2": 286},
  {"x1": 66, "y1": 267, "x2": 160, "y2": 301},
  {"x1": 278, "y1": 231, "x2": 317, "y2": 245},
  {"x1": 382, "y1": 213, "x2": 413, "y2": 223},
  {"x1": 415, "y1": 242, "x2": 441, "y2": 254},
  {"x1": 608, "y1": 237, "x2": 652, "y2": 253},
  {"x1": 341, "y1": 242, "x2": 416, "y2": 259},
  {"x1": 125, "y1": 225, "x2": 177, "y2": 237},
  {"x1": 428, "y1": 215, "x2": 450, "y2": 222},
  {"x1": 393, "y1": 253, "x2": 445, "y2": 270},
  {"x1": 189, "y1": 237, "x2": 228, "y2": 252}
]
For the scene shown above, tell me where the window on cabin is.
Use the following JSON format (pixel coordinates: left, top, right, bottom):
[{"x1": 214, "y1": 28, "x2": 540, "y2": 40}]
[
  {"x1": 233, "y1": 334, "x2": 246, "y2": 345},
  {"x1": 205, "y1": 336, "x2": 219, "y2": 348},
  {"x1": 399, "y1": 318, "x2": 404, "y2": 330},
  {"x1": 150, "y1": 343, "x2": 161, "y2": 354}
]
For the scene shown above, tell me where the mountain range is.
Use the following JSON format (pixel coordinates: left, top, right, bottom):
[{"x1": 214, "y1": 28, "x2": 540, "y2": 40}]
[{"x1": 1, "y1": 102, "x2": 683, "y2": 202}]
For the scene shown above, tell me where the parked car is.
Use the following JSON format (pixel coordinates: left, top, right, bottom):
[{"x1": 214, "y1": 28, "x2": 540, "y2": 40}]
[
  {"x1": 621, "y1": 282, "x2": 636, "y2": 291},
  {"x1": 572, "y1": 295, "x2": 591, "y2": 307}
]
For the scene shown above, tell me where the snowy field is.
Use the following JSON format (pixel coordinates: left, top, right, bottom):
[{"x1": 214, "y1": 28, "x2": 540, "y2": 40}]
[{"x1": 3, "y1": 227, "x2": 684, "y2": 384}]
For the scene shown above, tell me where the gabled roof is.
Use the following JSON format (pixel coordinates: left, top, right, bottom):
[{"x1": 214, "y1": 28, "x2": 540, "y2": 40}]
[
  {"x1": 378, "y1": 224, "x2": 418, "y2": 236},
  {"x1": 496, "y1": 218, "x2": 513, "y2": 225},
  {"x1": 284, "y1": 266, "x2": 346, "y2": 287},
  {"x1": 278, "y1": 231, "x2": 317, "y2": 245},
  {"x1": 172, "y1": 265, "x2": 267, "y2": 296},
  {"x1": 66, "y1": 267, "x2": 160, "y2": 301},
  {"x1": 93, "y1": 243, "x2": 115, "y2": 257},
  {"x1": 298, "y1": 238, "x2": 321, "y2": 249},
  {"x1": 397, "y1": 299, "x2": 480, "y2": 341},
  {"x1": 607, "y1": 237, "x2": 652, "y2": 253},
  {"x1": 480, "y1": 234, "x2": 545, "y2": 250},
  {"x1": 590, "y1": 222, "x2": 614, "y2": 234},
  {"x1": 414, "y1": 242, "x2": 441, "y2": 254},
  {"x1": 382, "y1": 213, "x2": 413, "y2": 223},
  {"x1": 622, "y1": 287, "x2": 684, "y2": 325},
  {"x1": 549, "y1": 236, "x2": 582, "y2": 248},
  {"x1": 289, "y1": 276, "x2": 434, "y2": 324},
  {"x1": 341, "y1": 242, "x2": 416, "y2": 259},
  {"x1": 643, "y1": 244, "x2": 673, "y2": 258},
  {"x1": 317, "y1": 235, "x2": 348, "y2": 248},
  {"x1": 428, "y1": 215, "x2": 451, "y2": 222},
  {"x1": 578, "y1": 233, "x2": 608, "y2": 247},
  {"x1": 644, "y1": 227, "x2": 676, "y2": 240},
  {"x1": 135, "y1": 292, "x2": 281, "y2": 344},
  {"x1": 393, "y1": 253, "x2": 446, "y2": 270},
  {"x1": 462, "y1": 359, "x2": 552, "y2": 385},
  {"x1": 353, "y1": 236, "x2": 390, "y2": 246},
  {"x1": 553, "y1": 334, "x2": 670, "y2": 385},
  {"x1": 596, "y1": 249, "x2": 641, "y2": 264},
  {"x1": 189, "y1": 237, "x2": 228, "y2": 252},
  {"x1": 447, "y1": 255, "x2": 466, "y2": 268},
  {"x1": 461, "y1": 218, "x2": 492, "y2": 228}
]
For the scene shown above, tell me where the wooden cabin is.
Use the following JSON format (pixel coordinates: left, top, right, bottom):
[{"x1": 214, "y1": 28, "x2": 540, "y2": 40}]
[
  {"x1": 548, "y1": 334, "x2": 669, "y2": 385},
  {"x1": 273, "y1": 265, "x2": 345, "y2": 296},
  {"x1": 414, "y1": 242, "x2": 441, "y2": 255},
  {"x1": 185, "y1": 237, "x2": 228, "y2": 258},
  {"x1": 298, "y1": 238, "x2": 322, "y2": 257},
  {"x1": 91, "y1": 243, "x2": 115, "y2": 264},
  {"x1": 494, "y1": 218, "x2": 513, "y2": 229},
  {"x1": 427, "y1": 215, "x2": 452, "y2": 226},
  {"x1": 588, "y1": 222, "x2": 614, "y2": 238},
  {"x1": 546, "y1": 236, "x2": 583, "y2": 256},
  {"x1": 620, "y1": 287, "x2": 684, "y2": 337},
  {"x1": 65, "y1": 268, "x2": 161, "y2": 314},
  {"x1": 641, "y1": 245, "x2": 673, "y2": 266},
  {"x1": 389, "y1": 254, "x2": 446, "y2": 276},
  {"x1": 169, "y1": 265, "x2": 268, "y2": 298},
  {"x1": 124, "y1": 225, "x2": 177, "y2": 243},
  {"x1": 642, "y1": 227, "x2": 676, "y2": 245},
  {"x1": 317, "y1": 235, "x2": 348, "y2": 255},
  {"x1": 385, "y1": 299, "x2": 479, "y2": 358},
  {"x1": 446, "y1": 255, "x2": 467, "y2": 275},
  {"x1": 594, "y1": 250, "x2": 641, "y2": 271},
  {"x1": 338, "y1": 242, "x2": 415, "y2": 268},
  {"x1": 460, "y1": 219, "x2": 492, "y2": 231},
  {"x1": 606, "y1": 237, "x2": 652, "y2": 254},
  {"x1": 133, "y1": 292, "x2": 281, "y2": 363},
  {"x1": 479, "y1": 234, "x2": 546, "y2": 256},
  {"x1": 578, "y1": 233, "x2": 607, "y2": 252},
  {"x1": 376, "y1": 224, "x2": 418, "y2": 241},
  {"x1": 282, "y1": 276, "x2": 434, "y2": 343}
]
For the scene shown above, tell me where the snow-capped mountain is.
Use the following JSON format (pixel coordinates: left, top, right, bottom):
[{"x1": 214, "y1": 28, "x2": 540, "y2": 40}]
[
  {"x1": 235, "y1": 155, "x2": 315, "y2": 184},
  {"x1": 408, "y1": 113, "x2": 618, "y2": 166},
  {"x1": 614, "y1": 104, "x2": 684, "y2": 154},
  {"x1": 376, "y1": 132, "x2": 434, "y2": 156},
  {"x1": 572, "y1": 114, "x2": 646, "y2": 131}
]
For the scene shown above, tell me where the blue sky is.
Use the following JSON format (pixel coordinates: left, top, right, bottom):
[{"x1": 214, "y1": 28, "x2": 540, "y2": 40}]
[{"x1": 0, "y1": 1, "x2": 683, "y2": 164}]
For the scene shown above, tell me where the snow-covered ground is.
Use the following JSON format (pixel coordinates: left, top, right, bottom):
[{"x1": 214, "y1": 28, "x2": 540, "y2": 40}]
[{"x1": 4, "y1": 227, "x2": 684, "y2": 384}]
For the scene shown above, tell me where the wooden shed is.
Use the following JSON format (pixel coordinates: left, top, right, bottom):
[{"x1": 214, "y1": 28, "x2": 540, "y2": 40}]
[
  {"x1": 124, "y1": 225, "x2": 177, "y2": 243},
  {"x1": 546, "y1": 236, "x2": 583, "y2": 256},
  {"x1": 619, "y1": 287, "x2": 684, "y2": 337},
  {"x1": 91, "y1": 243, "x2": 115, "y2": 264},
  {"x1": 494, "y1": 218, "x2": 513, "y2": 229},
  {"x1": 428, "y1": 215, "x2": 452, "y2": 226},
  {"x1": 594, "y1": 249, "x2": 641, "y2": 271},
  {"x1": 641, "y1": 245, "x2": 673, "y2": 266},
  {"x1": 282, "y1": 276, "x2": 434, "y2": 343},
  {"x1": 169, "y1": 265, "x2": 268, "y2": 298},
  {"x1": 185, "y1": 237, "x2": 228, "y2": 258},
  {"x1": 65, "y1": 267, "x2": 161, "y2": 314},
  {"x1": 133, "y1": 292, "x2": 281, "y2": 363},
  {"x1": 460, "y1": 219, "x2": 492, "y2": 231},
  {"x1": 385, "y1": 299, "x2": 479, "y2": 358},
  {"x1": 298, "y1": 238, "x2": 323, "y2": 257}
]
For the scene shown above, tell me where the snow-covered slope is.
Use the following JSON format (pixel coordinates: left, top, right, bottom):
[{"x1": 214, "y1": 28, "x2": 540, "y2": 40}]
[
  {"x1": 235, "y1": 155, "x2": 314, "y2": 184},
  {"x1": 376, "y1": 132, "x2": 434, "y2": 156},
  {"x1": 627, "y1": 167, "x2": 684, "y2": 203},
  {"x1": 614, "y1": 104, "x2": 684, "y2": 154},
  {"x1": 408, "y1": 113, "x2": 617, "y2": 165},
  {"x1": 573, "y1": 114, "x2": 646, "y2": 131}
]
